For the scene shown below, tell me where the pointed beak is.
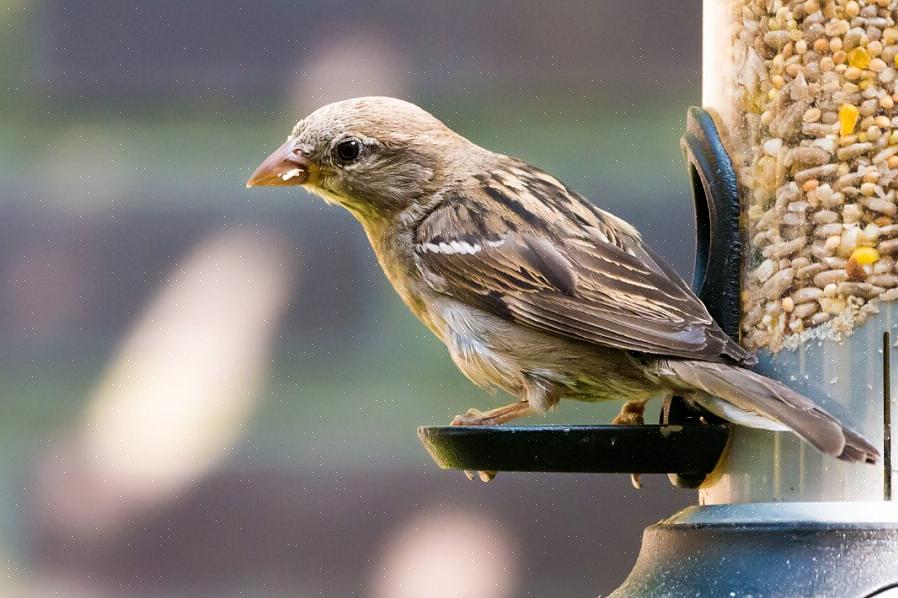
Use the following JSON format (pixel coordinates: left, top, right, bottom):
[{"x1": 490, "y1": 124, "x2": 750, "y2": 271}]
[{"x1": 246, "y1": 138, "x2": 313, "y2": 188}]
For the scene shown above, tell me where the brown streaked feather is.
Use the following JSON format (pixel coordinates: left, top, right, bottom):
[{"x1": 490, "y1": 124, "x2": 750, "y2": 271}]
[{"x1": 413, "y1": 161, "x2": 751, "y2": 363}]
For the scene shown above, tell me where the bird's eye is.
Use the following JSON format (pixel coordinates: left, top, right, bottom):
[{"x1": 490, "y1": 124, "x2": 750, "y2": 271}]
[{"x1": 335, "y1": 138, "x2": 361, "y2": 163}]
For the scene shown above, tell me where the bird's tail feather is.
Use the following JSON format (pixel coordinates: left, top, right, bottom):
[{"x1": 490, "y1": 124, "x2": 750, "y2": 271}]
[{"x1": 654, "y1": 359, "x2": 880, "y2": 464}]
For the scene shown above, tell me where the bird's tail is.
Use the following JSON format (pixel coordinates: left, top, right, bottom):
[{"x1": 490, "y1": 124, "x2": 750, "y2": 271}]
[{"x1": 653, "y1": 359, "x2": 880, "y2": 464}]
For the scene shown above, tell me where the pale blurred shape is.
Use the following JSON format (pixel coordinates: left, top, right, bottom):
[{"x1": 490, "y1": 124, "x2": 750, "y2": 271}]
[
  {"x1": 371, "y1": 509, "x2": 517, "y2": 598},
  {"x1": 80, "y1": 229, "x2": 295, "y2": 504},
  {"x1": 290, "y1": 28, "x2": 409, "y2": 112}
]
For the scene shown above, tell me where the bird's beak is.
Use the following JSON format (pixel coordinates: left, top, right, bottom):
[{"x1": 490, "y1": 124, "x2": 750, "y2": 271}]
[{"x1": 245, "y1": 138, "x2": 313, "y2": 188}]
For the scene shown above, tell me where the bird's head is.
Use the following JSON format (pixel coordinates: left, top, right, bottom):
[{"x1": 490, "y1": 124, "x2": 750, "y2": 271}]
[{"x1": 247, "y1": 97, "x2": 470, "y2": 221}]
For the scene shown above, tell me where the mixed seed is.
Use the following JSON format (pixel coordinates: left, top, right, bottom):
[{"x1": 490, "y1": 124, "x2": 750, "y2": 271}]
[{"x1": 722, "y1": 0, "x2": 898, "y2": 351}]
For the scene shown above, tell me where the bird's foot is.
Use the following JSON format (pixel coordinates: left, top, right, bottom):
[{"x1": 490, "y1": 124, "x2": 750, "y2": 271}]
[
  {"x1": 449, "y1": 401, "x2": 534, "y2": 482},
  {"x1": 612, "y1": 400, "x2": 647, "y2": 426},
  {"x1": 450, "y1": 410, "x2": 499, "y2": 482},
  {"x1": 451, "y1": 408, "x2": 499, "y2": 426},
  {"x1": 612, "y1": 400, "x2": 648, "y2": 489},
  {"x1": 450, "y1": 409, "x2": 496, "y2": 481},
  {"x1": 450, "y1": 400, "x2": 535, "y2": 427}
]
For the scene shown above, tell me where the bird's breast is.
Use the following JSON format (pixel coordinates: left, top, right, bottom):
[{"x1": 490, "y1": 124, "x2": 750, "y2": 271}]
[{"x1": 363, "y1": 223, "x2": 446, "y2": 339}]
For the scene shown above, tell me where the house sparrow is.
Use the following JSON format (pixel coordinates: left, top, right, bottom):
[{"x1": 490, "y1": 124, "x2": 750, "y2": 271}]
[{"x1": 247, "y1": 96, "x2": 879, "y2": 472}]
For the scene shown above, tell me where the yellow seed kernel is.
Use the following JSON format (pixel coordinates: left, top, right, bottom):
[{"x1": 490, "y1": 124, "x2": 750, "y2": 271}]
[
  {"x1": 890, "y1": 130, "x2": 898, "y2": 145},
  {"x1": 851, "y1": 247, "x2": 880, "y2": 266},
  {"x1": 848, "y1": 47, "x2": 871, "y2": 69},
  {"x1": 839, "y1": 104, "x2": 861, "y2": 136}
]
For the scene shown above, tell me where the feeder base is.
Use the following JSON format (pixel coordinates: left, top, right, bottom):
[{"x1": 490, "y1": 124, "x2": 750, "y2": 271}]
[{"x1": 610, "y1": 502, "x2": 898, "y2": 597}]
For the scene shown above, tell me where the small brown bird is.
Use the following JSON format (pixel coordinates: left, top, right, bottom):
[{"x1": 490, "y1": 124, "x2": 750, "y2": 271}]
[{"x1": 247, "y1": 96, "x2": 878, "y2": 467}]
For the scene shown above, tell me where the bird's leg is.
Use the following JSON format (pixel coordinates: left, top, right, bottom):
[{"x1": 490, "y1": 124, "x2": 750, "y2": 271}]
[
  {"x1": 612, "y1": 399, "x2": 649, "y2": 489},
  {"x1": 450, "y1": 400, "x2": 535, "y2": 482}
]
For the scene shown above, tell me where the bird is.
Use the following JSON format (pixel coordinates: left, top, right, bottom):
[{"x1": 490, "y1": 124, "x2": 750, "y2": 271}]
[{"x1": 246, "y1": 96, "x2": 879, "y2": 475}]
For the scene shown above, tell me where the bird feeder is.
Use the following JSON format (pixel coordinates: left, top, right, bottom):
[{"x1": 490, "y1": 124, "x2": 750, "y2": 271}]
[
  {"x1": 420, "y1": 1, "x2": 898, "y2": 595},
  {"x1": 699, "y1": 0, "x2": 895, "y2": 506}
]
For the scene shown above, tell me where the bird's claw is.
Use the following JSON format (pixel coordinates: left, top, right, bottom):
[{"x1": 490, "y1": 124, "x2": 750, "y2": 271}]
[{"x1": 463, "y1": 469, "x2": 496, "y2": 482}]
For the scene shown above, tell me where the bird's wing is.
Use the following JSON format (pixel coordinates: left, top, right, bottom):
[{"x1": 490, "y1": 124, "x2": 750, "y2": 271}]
[{"x1": 413, "y1": 164, "x2": 750, "y2": 363}]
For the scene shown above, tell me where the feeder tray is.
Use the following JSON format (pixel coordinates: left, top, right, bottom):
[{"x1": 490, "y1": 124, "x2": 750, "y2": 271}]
[
  {"x1": 417, "y1": 107, "x2": 741, "y2": 487},
  {"x1": 418, "y1": 423, "x2": 729, "y2": 478}
]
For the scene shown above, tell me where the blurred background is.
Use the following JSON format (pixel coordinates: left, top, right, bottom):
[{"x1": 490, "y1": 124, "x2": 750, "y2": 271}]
[{"x1": 2, "y1": 1, "x2": 704, "y2": 596}]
